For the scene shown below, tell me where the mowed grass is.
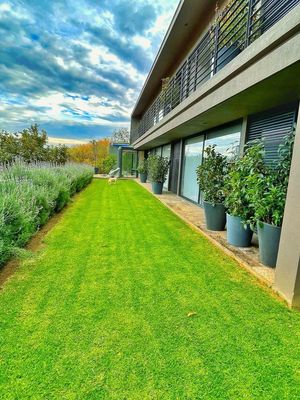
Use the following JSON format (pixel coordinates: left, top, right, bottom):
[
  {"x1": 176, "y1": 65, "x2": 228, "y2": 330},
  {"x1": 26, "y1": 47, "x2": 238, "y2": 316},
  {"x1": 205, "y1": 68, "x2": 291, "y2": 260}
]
[{"x1": 0, "y1": 179, "x2": 299, "y2": 399}]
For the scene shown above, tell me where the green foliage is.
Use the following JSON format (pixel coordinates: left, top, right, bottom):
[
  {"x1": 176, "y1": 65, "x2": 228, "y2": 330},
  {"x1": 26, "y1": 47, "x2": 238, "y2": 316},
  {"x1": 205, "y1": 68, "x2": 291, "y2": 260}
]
[
  {"x1": 137, "y1": 159, "x2": 148, "y2": 175},
  {"x1": 0, "y1": 131, "x2": 20, "y2": 164},
  {"x1": 0, "y1": 162, "x2": 93, "y2": 266},
  {"x1": 0, "y1": 124, "x2": 69, "y2": 165},
  {"x1": 224, "y1": 141, "x2": 266, "y2": 223},
  {"x1": 196, "y1": 145, "x2": 227, "y2": 204},
  {"x1": 147, "y1": 155, "x2": 169, "y2": 183},
  {"x1": 98, "y1": 155, "x2": 117, "y2": 174},
  {"x1": 246, "y1": 132, "x2": 295, "y2": 227},
  {"x1": 0, "y1": 179, "x2": 299, "y2": 399}
]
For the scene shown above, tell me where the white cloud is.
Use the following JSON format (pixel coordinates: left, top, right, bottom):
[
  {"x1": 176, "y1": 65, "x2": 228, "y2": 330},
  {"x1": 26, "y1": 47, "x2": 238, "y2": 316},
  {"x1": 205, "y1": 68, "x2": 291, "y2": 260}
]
[{"x1": 48, "y1": 136, "x2": 88, "y2": 146}]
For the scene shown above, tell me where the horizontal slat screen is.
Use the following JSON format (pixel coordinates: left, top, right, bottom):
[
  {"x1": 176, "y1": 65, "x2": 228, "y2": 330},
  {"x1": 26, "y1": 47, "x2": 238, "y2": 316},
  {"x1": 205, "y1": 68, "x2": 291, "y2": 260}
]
[{"x1": 247, "y1": 108, "x2": 297, "y2": 164}]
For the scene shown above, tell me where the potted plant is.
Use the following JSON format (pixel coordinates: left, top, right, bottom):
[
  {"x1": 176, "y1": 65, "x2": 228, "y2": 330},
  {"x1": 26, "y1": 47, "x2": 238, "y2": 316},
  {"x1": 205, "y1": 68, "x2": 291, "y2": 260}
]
[
  {"x1": 137, "y1": 159, "x2": 148, "y2": 183},
  {"x1": 147, "y1": 155, "x2": 169, "y2": 195},
  {"x1": 196, "y1": 145, "x2": 227, "y2": 231},
  {"x1": 224, "y1": 142, "x2": 266, "y2": 247},
  {"x1": 247, "y1": 132, "x2": 295, "y2": 267}
]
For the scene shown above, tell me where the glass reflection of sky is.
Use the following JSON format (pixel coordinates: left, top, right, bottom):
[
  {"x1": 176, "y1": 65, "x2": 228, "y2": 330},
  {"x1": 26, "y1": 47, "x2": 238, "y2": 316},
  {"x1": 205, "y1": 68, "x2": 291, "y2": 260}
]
[{"x1": 205, "y1": 131, "x2": 241, "y2": 158}]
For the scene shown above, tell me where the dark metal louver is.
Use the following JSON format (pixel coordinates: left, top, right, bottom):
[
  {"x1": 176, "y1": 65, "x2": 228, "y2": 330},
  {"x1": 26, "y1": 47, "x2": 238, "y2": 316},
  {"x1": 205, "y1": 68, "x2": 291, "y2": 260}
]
[{"x1": 247, "y1": 106, "x2": 297, "y2": 164}]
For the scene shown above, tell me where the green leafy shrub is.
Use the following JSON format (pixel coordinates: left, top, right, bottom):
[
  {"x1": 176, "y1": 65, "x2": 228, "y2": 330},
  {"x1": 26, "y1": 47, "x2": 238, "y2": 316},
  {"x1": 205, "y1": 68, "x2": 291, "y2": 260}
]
[
  {"x1": 99, "y1": 155, "x2": 117, "y2": 174},
  {"x1": 246, "y1": 132, "x2": 295, "y2": 227},
  {"x1": 224, "y1": 141, "x2": 267, "y2": 224},
  {"x1": 196, "y1": 145, "x2": 227, "y2": 204},
  {"x1": 0, "y1": 162, "x2": 93, "y2": 266},
  {"x1": 147, "y1": 155, "x2": 169, "y2": 183},
  {"x1": 137, "y1": 159, "x2": 148, "y2": 175}
]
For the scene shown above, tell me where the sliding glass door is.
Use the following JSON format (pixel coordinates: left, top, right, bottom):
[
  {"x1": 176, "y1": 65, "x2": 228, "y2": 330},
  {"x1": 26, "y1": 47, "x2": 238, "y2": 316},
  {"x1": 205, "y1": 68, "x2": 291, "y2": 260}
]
[{"x1": 181, "y1": 135, "x2": 204, "y2": 202}]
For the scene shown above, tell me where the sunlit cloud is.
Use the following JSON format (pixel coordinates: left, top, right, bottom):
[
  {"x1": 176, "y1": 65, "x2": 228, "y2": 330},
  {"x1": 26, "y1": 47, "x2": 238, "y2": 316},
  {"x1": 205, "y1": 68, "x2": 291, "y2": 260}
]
[{"x1": 0, "y1": 0, "x2": 179, "y2": 140}]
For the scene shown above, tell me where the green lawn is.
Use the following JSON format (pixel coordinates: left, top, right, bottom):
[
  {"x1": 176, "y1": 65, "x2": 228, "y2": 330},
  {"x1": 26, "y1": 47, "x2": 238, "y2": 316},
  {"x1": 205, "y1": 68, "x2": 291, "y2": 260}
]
[{"x1": 0, "y1": 179, "x2": 299, "y2": 399}]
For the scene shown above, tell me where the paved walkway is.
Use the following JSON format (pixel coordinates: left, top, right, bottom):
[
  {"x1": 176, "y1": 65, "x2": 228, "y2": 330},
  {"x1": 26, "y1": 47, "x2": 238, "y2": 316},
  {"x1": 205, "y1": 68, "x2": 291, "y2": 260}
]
[{"x1": 137, "y1": 180, "x2": 275, "y2": 287}]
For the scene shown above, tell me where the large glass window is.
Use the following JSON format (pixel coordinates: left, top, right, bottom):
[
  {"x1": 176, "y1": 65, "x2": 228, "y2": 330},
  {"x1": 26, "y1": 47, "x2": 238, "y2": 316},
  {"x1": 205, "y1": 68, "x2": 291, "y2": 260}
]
[
  {"x1": 181, "y1": 136, "x2": 204, "y2": 202},
  {"x1": 204, "y1": 123, "x2": 241, "y2": 159}
]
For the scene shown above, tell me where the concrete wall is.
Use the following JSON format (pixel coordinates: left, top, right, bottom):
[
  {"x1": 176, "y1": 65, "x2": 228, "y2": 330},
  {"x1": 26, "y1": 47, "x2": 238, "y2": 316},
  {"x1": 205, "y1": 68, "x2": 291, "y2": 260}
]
[
  {"x1": 132, "y1": 5, "x2": 300, "y2": 150},
  {"x1": 274, "y1": 104, "x2": 300, "y2": 308}
]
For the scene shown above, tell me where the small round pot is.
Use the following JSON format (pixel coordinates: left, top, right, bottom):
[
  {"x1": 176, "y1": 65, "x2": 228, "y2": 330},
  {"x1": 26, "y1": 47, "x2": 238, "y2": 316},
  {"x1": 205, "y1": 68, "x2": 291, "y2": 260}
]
[
  {"x1": 152, "y1": 181, "x2": 163, "y2": 195},
  {"x1": 203, "y1": 201, "x2": 226, "y2": 231},
  {"x1": 139, "y1": 172, "x2": 147, "y2": 183},
  {"x1": 226, "y1": 213, "x2": 253, "y2": 247},
  {"x1": 257, "y1": 221, "x2": 282, "y2": 268}
]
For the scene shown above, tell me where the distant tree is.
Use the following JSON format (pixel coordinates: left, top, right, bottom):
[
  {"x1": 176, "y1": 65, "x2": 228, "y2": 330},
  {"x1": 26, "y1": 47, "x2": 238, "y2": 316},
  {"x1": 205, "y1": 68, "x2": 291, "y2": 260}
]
[
  {"x1": 68, "y1": 138, "x2": 110, "y2": 167},
  {"x1": 111, "y1": 128, "x2": 130, "y2": 144},
  {"x1": 19, "y1": 124, "x2": 48, "y2": 163},
  {"x1": 46, "y1": 145, "x2": 69, "y2": 165},
  {"x1": 0, "y1": 130, "x2": 20, "y2": 164}
]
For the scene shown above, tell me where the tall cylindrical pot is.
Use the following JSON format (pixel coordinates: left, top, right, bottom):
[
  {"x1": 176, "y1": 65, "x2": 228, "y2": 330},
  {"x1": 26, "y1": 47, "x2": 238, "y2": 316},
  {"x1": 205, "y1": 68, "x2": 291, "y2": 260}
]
[
  {"x1": 226, "y1": 213, "x2": 253, "y2": 247},
  {"x1": 152, "y1": 182, "x2": 163, "y2": 195},
  {"x1": 203, "y1": 201, "x2": 226, "y2": 231},
  {"x1": 257, "y1": 221, "x2": 282, "y2": 268},
  {"x1": 139, "y1": 173, "x2": 147, "y2": 183}
]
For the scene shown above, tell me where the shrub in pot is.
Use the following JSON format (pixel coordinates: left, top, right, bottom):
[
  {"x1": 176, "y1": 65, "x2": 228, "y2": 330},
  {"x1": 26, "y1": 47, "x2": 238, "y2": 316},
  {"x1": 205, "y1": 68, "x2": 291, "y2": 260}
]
[
  {"x1": 196, "y1": 145, "x2": 227, "y2": 231},
  {"x1": 246, "y1": 132, "x2": 295, "y2": 267},
  {"x1": 137, "y1": 159, "x2": 148, "y2": 183},
  {"x1": 224, "y1": 142, "x2": 266, "y2": 247},
  {"x1": 147, "y1": 155, "x2": 169, "y2": 195}
]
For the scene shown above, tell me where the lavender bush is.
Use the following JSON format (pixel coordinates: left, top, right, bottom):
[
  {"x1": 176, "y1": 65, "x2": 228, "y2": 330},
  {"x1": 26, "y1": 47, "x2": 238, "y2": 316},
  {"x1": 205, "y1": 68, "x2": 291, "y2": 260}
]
[{"x1": 0, "y1": 162, "x2": 93, "y2": 266}]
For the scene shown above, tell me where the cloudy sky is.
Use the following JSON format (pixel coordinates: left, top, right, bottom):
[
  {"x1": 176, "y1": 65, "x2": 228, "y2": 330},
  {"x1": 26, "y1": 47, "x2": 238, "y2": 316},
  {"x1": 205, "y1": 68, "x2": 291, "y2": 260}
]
[{"x1": 0, "y1": 0, "x2": 179, "y2": 144}]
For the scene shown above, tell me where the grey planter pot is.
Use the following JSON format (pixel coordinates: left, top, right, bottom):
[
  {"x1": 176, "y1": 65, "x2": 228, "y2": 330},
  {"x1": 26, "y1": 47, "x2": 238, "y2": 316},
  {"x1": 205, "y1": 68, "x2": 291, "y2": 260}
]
[
  {"x1": 257, "y1": 221, "x2": 282, "y2": 268},
  {"x1": 226, "y1": 213, "x2": 253, "y2": 247},
  {"x1": 203, "y1": 201, "x2": 226, "y2": 231},
  {"x1": 139, "y1": 173, "x2": 147, "y2": 183},
  {"x1": 152, "y1": 182, "x2": 163, "y2": 195}
]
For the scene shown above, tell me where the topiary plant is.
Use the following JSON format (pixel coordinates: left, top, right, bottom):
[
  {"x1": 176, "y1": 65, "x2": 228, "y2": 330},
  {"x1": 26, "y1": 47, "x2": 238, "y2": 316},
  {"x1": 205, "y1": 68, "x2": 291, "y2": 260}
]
[{"x1": 196, "y1": 145, "x2": 227, "y2": 205}]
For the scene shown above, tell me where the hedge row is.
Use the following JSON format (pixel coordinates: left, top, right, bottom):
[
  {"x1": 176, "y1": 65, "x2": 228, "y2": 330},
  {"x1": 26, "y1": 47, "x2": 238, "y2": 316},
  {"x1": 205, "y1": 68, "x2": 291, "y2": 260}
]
[{"x1": 0, "y1": 163, "x2": 93, "y2": 266}]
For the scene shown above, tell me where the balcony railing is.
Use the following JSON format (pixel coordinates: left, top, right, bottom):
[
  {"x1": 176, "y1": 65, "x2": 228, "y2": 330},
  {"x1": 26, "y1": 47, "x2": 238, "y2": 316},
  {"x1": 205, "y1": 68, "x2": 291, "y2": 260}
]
[{"x1": 131, "y1": 0, "x2": 300, "y2": 144}]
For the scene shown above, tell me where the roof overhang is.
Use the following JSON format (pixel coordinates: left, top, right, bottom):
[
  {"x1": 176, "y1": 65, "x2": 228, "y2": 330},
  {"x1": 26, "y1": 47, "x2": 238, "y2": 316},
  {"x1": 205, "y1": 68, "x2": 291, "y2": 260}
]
[{"x1": 131, "y1": 0, "x2": 217, "y2": 118}]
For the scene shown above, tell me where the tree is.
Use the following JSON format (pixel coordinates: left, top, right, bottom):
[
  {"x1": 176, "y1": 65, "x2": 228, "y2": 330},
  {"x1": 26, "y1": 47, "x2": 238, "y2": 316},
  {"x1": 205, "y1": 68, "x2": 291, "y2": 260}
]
[
  {"x1": 19, "y1": 124, "x2": 48, "y2": 163},
  {"x1": 111, "y1": 128, "x2": 130, "y2": 144},
  {"x1": 46, "y1": 145, "x2": 69, "y2": 165},
  {"x1": 0, "y1": 130, "x2": 19, "y2": 164},
  {"x1": 68, "y1": 138, "x2": 111, "y2": 167}
]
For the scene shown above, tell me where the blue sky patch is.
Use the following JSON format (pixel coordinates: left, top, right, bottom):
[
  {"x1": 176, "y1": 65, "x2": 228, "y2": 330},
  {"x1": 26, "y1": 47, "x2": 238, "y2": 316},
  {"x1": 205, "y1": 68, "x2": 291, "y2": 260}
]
[{"x1": 0, "y1": 0, "x2": 179, "y2": 143}]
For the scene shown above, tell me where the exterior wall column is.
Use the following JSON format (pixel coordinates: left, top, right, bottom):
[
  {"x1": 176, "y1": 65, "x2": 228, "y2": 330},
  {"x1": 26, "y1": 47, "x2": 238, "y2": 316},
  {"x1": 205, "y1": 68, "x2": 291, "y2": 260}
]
[
  {"x1": 176, "y1": 139, "x2": 183, "y2": 196},
  {"x1": 239, "y1": 116, "x2": 248, "y2": 156},
  {"x1": 117, "y1": 146, "x2": 122, "y2": 177},
  {"x1": 274, "y1": 104, "x2": 300, "y2": 308}
]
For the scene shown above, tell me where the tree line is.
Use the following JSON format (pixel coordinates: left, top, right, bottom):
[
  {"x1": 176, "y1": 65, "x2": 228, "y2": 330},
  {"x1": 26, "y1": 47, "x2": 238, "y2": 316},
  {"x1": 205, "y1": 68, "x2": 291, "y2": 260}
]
[
  {"x1": 1, "y1": 125, "x2": 130, "y2": 173},
  {"x1": 0, "y1": 124, "x2": 69, "y2": 165}
]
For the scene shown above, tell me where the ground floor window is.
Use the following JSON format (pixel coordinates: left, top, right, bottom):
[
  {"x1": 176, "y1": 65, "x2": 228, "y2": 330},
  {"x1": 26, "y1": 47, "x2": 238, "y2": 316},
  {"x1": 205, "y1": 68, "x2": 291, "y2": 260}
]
[
  {"x1": 181, "y1": 121, "x2": 242, "y2": 204},
  {"x1": 181, "y1": 136, "x2": 204, "y2": 202}
]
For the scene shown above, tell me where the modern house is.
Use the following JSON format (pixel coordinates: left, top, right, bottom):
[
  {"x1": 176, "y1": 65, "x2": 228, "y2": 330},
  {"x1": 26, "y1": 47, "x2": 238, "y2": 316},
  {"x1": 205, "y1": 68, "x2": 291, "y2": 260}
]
[{"x1": 130, "y1": 0, "x2": 300, "y2": 307}]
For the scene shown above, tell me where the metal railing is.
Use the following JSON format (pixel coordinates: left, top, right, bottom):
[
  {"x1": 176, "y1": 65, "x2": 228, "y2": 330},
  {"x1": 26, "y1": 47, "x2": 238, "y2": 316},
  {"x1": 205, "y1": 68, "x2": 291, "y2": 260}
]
[{"x1": 131, "y1": 0, "x2": 300, "y2": 144}]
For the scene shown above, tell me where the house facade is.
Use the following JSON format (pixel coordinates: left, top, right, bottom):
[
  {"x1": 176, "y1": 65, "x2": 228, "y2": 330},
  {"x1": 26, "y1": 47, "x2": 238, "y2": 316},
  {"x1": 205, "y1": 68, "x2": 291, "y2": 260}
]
[{"x1": 130, "y1": 0, "x2": 300, "y2": 307}]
